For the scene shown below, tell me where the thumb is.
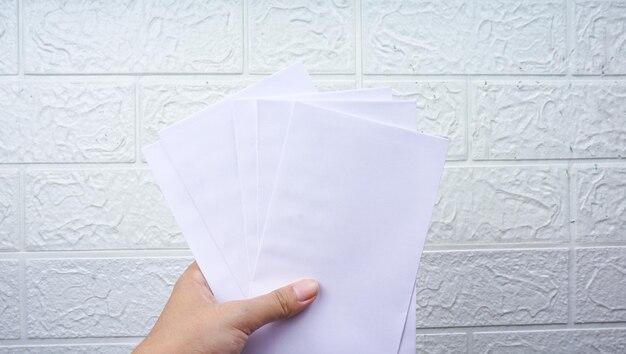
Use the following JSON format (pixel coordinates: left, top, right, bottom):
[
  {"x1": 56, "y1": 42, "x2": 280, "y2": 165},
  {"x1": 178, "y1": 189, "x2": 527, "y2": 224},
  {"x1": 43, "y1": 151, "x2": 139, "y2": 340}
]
[{"x1": 223, "y1": 279, "x2": 319, "y2": 335}]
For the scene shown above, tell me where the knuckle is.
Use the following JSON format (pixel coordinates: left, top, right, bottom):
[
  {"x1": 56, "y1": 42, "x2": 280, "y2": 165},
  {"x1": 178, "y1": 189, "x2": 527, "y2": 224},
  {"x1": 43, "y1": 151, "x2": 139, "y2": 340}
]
[
  {"x1": 271, "y1": 289, "x2": 293, "y2": 319},
  {"x1": 183, "y1": 262, "x2": 210, "y2": 288}
]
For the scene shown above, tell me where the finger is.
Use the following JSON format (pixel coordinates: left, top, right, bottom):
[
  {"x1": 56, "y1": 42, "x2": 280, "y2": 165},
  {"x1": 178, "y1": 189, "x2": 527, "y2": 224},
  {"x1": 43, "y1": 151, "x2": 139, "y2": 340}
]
[{"x1": 223, "y1": 279, "x2": 319, "y2": 335}]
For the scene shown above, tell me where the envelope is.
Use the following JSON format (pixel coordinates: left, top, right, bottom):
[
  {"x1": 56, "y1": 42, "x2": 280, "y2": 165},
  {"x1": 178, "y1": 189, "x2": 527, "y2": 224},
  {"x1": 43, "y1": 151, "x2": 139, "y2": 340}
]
[
  {"x1": 246, "y1": 103, "x2": 448, "y2": 353},
  {"x1": 146, "y1": 63, "x2": 316, "y2": 300}
]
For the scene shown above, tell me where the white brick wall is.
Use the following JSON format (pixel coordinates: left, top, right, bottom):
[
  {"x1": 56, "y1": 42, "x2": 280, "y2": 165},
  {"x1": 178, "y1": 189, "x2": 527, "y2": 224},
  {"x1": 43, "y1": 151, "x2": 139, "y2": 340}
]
[
  {"x1": 23, "y1": 0, "x2": 243, "y2": 74},
  {"x1": 0, "y1": 260, "x2": 19, "y2": 339},
  {"x1": 249, "y1": 0, "x2": 356, "y2": 73},
  {"x1": 472, "y1": 82, "x2": 626, "y2": 160},
  {"x1": 573, "y1": 1, "x2": 626, "y2": 75},
  {"x1": 0, "y1": 83, "x2": 135, "y2": 163},
  {"x1": 0, "y1": 172, "x2": 19, "y2": 250},
  {"x1": 24, "y1": 170, "x2": 184, "y2": 250},
  {"x1": 416, "y1": 249, "x2": 569, "y2": 327},
  {"x1": 0, "y1": 0, "x2": 624, "y2": 352},
  {"x1": 473, "y1": 329, "x2": 626, "y2": 353},
  {"x1": 25, "y1": 258, "x2": 190, "y2": 338},
  {"x1": 0, "y1": 0, "x2": 17, "y2": 75}
]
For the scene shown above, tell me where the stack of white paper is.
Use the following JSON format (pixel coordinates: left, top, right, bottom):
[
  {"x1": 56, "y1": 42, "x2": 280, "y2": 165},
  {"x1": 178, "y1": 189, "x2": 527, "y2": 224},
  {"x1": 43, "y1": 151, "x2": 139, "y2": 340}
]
[{"x1": 144, "y1": 63, "x2": 448, "y2": 353}]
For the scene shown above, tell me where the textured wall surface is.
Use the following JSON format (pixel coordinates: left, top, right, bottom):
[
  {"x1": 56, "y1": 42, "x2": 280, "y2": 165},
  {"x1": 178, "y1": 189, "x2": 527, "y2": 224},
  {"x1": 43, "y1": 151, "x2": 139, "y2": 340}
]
[{"x1": 0, "y1": 0, "x2": 625, "y2": 352}]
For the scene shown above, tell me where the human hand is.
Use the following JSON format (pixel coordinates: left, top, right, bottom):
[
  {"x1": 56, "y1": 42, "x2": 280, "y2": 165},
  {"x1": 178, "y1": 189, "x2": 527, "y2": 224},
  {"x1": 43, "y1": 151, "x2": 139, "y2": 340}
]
[{"x1": 133, "y1": 261, "x2": 319, "y2": 354}]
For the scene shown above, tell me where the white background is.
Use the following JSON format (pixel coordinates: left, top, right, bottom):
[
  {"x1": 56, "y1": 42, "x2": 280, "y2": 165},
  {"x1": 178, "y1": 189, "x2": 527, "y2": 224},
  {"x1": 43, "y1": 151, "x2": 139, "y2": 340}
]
[{"x1": 0, "y1": 0, "x2": 624, "y2": 352}]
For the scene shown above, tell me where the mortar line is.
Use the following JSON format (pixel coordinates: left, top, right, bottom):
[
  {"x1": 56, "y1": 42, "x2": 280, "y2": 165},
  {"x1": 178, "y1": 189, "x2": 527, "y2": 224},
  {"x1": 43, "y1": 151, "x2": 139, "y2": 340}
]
[
  {"x1": 1, "y1": 159, "x2": 624, "y2": 171},
  {"x1": 415, "y1": 321, "x2": 626, "y2": 333},
  {"x1": 423, "y1": 245, "x2": 571, "y2": 252},
  {"x1": 242, "y1": 0, "x2": 249, "y2": 77},
  {"x1": 1, "y1": 244, "x2": 623, "y2": 261},
  {"x1": 443, "y1": 159, "x2": 626, "y2": 167},
  {"x1": 565, "y1": 0, "x2": 577, "y2": 315},
  {"x1": 3, "y1": 242, "x2": 624, "y2": 259},
  {"x1": 134, "y1": 78, "x2": 141, "y2": 164},
  {"x1": 16, "y1": 0, "x2": 27, "y2": 343},
  {"x1": 4, "y1": 73, "x2": 626, "y2": 82},
  {"x1": 18, "y1": 171, "x2": 26, "y2": 343},
  {"x1": 4, "y1": 323, "x2": 625, "y2": 347},
  {"x1": 466, "y1": 328, "x2": 474, "y2": 353},
  {"x1": 567, "y1": 162, "x2": 576, "y2": 327},
  {"x1": 565, "y1": 0, "x2": 577, "y2": 330},
  {"x1": 355, "y1": 0, "x2": 363, "y2": 89},
  {"x1": 16, "y1": 257, "x2": 26, "y2": 344},
  {"x1": 20, "y1": 72, "x2": 246, "y2": 77},
  {"x1": 0, "y1": 337, "x2": 143, "y2": 346},
  {"x1": 465, "y1": 76, "x2": 471, "y2": 162},
  {"x1": 2, "y1": 163, "x2": 149, "y2": 170},
  {"x1": 3, "y1": 325, "x2": 614, "y2": 347},
  {"x1": 363, "y1": 73, "x2": 626, "y2": 79},
  {"x1": 0, "y1": 249, "x2": 193, "y2": 259},
  {"x1": 17, "y1": 164, "x2": 24, "y2": 253},
  {"x1": 424, "y1": 240, "x2": 626, "y2": 251},
  {"x1": 565, "y1": 0, "x2": 575, "y2": 79},
  {"x1": 17, "y1": 0, "x2": 23, "y2": 78}
]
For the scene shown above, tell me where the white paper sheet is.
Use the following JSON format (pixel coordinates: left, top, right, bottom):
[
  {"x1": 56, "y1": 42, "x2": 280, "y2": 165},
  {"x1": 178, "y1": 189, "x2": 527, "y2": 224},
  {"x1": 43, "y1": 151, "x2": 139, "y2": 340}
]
[
  {"x1": 253, "y1": 99, "x2": 420, "y2": 353},
  {"x1": 256, "y1": 98, "x2": 427, "y2": 237},
  {"x1": 150, "y1": 63, "x2": 316, "y2": 299},
  {"x1": 398, "y1": 282, "x2": 417, "y2": 354},
  {"x1": 144, "y1": 143, "x2": 243, "y2": 300},
  {"x1": 146, "y1": 63, "x2": 428, "y2": 351},
  {"x1": 246, "y1": 103, "x2": 448, "y2": 354},
  {"x1": 232, "y1": 99, "x2": 261, "y2": 278},
  {"x1": 304, "y1": 100, "x2": 420, "y2": 354},
  {"x1": 233, "y1": 88, "x2": 392, "y2": 278},
  {"x1": 257, "y1": 95, "x2": 422, "y2": 238}
]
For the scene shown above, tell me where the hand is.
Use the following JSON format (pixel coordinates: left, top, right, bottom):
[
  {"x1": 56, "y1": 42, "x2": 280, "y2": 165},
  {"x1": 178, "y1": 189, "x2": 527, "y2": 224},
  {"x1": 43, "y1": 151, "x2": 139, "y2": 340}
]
[{"x1": 133, "y1": 261, "x2": 319, "y2": 354}]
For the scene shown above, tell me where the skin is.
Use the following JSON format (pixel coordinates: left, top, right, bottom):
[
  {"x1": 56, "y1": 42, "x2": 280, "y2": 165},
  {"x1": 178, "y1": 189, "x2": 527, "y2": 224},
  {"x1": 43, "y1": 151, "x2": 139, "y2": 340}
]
[{"x1": 133, "y1": 262, "x2": 319, "y2": 354}]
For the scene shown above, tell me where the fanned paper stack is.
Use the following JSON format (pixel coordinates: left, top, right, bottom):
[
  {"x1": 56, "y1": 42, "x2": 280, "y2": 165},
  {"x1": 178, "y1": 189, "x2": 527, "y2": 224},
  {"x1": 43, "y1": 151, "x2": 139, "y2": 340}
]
[{"x1": 144, "y1": 63, "x2": 448, "y2": 354}]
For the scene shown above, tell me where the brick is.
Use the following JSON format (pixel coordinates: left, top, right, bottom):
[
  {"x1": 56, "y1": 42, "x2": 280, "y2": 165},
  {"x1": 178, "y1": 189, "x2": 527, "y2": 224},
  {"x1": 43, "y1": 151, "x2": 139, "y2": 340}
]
[
  {"x1": 416, "y1": 249, "x2": 568, "y2": 327},
  {"x1": 416, "y1": 333, "x2": 467, "y2": 354},
  {"x1": 26, "y1": 257, "x2": 190, "y2": 338},
  {"x1": 576, "y1": 247, "x2": 626, "y2": 323},
  {"x1": 363, "y1": 0, "x2": 470, "y2": 74},
  {"x1": 0, "y1": 0, "x2": 17, "y2": 74},
  {"x1": 471, "y1": 0, "x2": 566, "y2": 74},
  {"x1": 0, "y1": 345, "x2": 135, "y2": 354},
  {"x1": 140, "y1": 82, "x2": 249, "y2": 148},
  {"x1": 0, "y1": 171, "x2": 19, "y2": 251},
  {"x1": 364, "y1": 81, "x2": 467, "y2": 160},
  {"x1": 25, "y1": 170, "x2": 184, "y2": 250},
  {"x1": 573, "y1": 1, "x2": 626, "y2": 75},
  {"x1": 575, "y1": 166, "x2": 626, "y2": 242},
  {"x1": 0, "y1": 82, "x2": 134, "y2": 163},
  {"x1": 429, "y1": 167, "x2": 569, "y2": 245},
  {"x1": 0, "y1": 260, "x2": 19, "y2": 339},
  {"x1": 249, "y1": 0, "x2": 355, "y2": 73},
  {"x1": 472, "y1": 82, "x2": 626, "y2": 160},
  {"x1": 23, "y1": 0, "x2": 242, "y2": 74},
  {"x1": 362, "y1": 0, "x2": 566, "y2": 74},
  {"x1": 473, "y1": 329, "x2": 626, "y2": 353}
]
